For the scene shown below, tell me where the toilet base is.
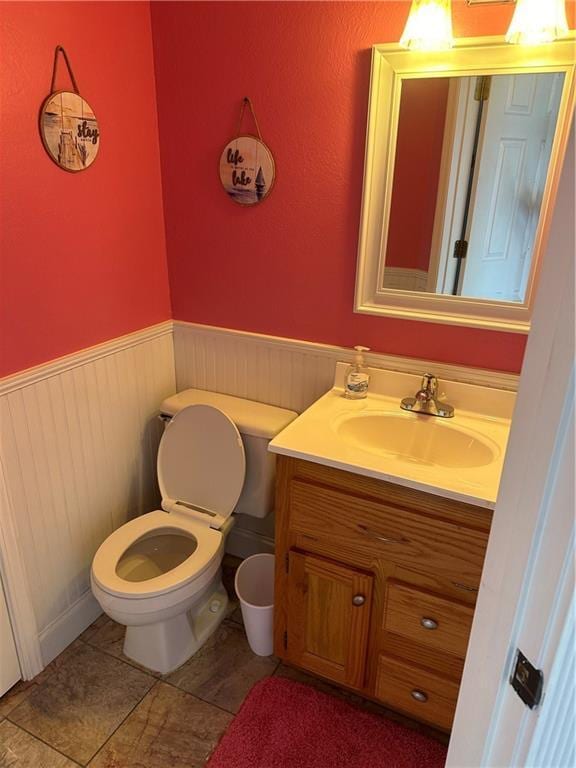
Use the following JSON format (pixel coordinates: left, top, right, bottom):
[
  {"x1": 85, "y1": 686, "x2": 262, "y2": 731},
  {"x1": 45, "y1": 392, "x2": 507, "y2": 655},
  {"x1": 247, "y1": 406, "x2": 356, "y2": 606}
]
[{"x1": 123, "y1": 580, "x2": 229, "y2": 674}]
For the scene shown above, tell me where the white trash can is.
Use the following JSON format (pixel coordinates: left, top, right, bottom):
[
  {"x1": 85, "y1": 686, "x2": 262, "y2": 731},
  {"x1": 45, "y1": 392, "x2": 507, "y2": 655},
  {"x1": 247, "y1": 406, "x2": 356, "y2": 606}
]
[{"x1": 234, "y1": 553, "x2": 275, "y2": 656}]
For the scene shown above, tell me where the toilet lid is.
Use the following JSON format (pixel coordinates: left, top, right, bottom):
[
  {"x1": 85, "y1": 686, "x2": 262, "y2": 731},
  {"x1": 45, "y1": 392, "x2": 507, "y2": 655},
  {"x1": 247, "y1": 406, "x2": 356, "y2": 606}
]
[{"x1": 158, "y1": 404, "x2": 246, "y2": 521}]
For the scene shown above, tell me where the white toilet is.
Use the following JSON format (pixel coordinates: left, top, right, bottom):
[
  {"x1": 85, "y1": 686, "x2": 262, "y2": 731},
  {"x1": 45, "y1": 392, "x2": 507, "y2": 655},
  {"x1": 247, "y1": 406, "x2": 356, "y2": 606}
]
[{"x1": 91, "y1": 389, "x2": 296, "y2": 674}]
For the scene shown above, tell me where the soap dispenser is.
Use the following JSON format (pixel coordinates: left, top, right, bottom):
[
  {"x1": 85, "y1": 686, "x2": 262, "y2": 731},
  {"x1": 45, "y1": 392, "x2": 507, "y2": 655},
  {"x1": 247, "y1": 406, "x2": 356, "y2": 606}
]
[{"x1": 344, "y1": 346, "x2": 370, "y2": 399}]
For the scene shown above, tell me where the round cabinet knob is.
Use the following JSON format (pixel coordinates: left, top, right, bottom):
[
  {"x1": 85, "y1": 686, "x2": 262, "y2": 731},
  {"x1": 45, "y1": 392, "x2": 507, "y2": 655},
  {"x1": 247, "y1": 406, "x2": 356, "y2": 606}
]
[
  {"x1": 411, "y1": 689, "x2": 428, "y2": 703},
  {"x1": 420, "y1": 617, "x2": 439, "y2": 630},
  {"x1": 352, "y1": 594, "x2": 366, "y2": 606}
]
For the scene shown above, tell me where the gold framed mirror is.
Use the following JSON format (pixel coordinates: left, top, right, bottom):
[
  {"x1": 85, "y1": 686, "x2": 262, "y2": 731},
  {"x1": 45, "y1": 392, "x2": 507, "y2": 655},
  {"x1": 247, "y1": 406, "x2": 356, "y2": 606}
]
[{"x1": 355, "y1": 35, "x2": 575, "y2": 332}]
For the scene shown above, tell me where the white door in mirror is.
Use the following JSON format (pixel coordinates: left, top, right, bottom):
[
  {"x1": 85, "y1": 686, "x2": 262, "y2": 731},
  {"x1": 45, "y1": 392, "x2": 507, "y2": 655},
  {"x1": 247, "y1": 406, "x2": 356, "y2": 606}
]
[{"x1": 461, "y1": 73, "x2": 562, "y2": 302}]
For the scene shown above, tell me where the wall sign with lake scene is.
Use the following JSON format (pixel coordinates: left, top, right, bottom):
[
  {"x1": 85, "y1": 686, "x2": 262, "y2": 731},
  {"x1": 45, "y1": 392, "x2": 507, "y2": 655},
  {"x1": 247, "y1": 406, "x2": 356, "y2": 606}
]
[
  {"x1": 219, "y1": 135, "x2": 275, "y2": 206},
  {"x1": 40, "y1": 90, "x2": 100, "y2": 172}
]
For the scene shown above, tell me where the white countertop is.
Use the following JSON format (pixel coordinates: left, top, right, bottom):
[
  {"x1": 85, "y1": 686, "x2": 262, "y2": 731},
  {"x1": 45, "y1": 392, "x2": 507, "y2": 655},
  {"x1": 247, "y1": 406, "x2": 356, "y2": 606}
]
[{"x1": 268, "y1": 365, "x2": 514, "y2": 509}]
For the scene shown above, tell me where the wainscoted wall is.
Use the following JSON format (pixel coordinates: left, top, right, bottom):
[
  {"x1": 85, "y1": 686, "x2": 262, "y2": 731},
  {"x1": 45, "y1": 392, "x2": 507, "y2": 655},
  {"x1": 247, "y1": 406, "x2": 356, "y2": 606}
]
[
  {"x1": 175, "y1": 324, "x2": 338, "y2": 415},
  {"x1": 0, "y1": 317, "x2": 520, "y2": 671},
  {"x1": 173, "y1": 320, "x2": 518, "y2": 558},
  {"x1": 174, "y1": 320, "x2": 518, "y2": 413},
  {"x1": 0, "y1": 323, "x2": 175, "y2": 665}
]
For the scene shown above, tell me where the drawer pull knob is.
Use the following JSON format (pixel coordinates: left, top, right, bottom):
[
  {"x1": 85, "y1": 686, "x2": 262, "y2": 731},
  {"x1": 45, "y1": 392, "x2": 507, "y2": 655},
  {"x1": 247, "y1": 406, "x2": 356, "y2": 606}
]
[
  {"x1": 420, "y1": 617, "x2": 439, "y2": 630},
  {"x1": 357, "y1": 524, "x2": 409, "y2": 545},
  {"x1": 352, "y1": 594, "x2": 366, "y2": 606},
  {"x1": 452, "y1": 581, "x2": 479, "y2": 593},
  {"x1": 411, "y1": 689, "x2": 428, "y2": 703}
]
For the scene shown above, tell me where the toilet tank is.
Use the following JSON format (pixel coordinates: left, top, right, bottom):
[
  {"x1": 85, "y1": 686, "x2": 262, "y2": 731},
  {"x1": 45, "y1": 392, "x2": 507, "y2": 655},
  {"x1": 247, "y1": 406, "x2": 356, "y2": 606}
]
[{"x1": 160, "y1": 389, "x2": 298, "y2": 519}]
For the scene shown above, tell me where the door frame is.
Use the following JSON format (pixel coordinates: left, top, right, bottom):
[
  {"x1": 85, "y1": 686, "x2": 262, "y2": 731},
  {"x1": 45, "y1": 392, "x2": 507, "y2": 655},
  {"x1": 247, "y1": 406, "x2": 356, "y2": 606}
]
[
  {"x1": 447, "y1": 126, "x2": 575, "y2": 766},
  {"x1": 428, "y1": 76, "x2": 479, "y2": 295}
]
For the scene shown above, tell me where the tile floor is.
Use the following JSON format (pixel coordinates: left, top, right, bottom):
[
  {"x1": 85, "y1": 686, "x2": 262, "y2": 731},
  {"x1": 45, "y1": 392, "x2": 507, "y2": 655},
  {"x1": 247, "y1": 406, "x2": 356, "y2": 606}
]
[{"x1": 0, "y1": 557, "x2": 448, "y2": 767}]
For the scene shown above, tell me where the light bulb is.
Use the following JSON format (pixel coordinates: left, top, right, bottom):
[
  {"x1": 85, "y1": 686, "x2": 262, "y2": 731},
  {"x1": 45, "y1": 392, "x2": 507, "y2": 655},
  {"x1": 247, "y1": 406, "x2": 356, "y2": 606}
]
[
  {"x1": 506, "y1": 0, "x2": 569, "y2": 45},
  {"x1": 400, "y1": 0, "x2": 454, "y2": 51}
]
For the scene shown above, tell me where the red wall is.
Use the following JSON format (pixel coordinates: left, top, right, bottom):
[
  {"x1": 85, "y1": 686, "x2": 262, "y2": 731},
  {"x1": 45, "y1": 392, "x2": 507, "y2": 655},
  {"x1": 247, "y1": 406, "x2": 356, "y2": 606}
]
[
  {"x1": 151, "y1": 0, "x2": 535, "y2": 373},
  {"x1": 0, "y1": 2, "x2": 171, "y2": 377},
  {"x1": 387, "y1": 79, "x2": 449, "y2": 272},
  {"x1": 3, "y1": 3, "x2": 572, "y2": 379}
]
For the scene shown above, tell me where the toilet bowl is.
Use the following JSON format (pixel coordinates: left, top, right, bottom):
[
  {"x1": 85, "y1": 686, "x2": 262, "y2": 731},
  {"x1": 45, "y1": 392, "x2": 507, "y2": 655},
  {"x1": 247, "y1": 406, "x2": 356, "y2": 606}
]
[
  {"x1": 91, "y1": 510, "x2": 229, "y2": 673},
  {"x1": 90, "y1": 390, "x2": 297, "y2": 675},
  {"x1": 91, "y1": 402, "x2": 245, "y2": 674}
]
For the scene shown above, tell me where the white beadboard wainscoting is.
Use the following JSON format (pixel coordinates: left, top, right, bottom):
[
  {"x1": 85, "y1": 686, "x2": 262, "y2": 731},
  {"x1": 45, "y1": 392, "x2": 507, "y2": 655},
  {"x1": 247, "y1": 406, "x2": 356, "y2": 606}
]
[
  {"x1": 0, "y1": 322, "x2": 175, "y2": 669},
  {"x1": 173, "y1": 321, "x2": 519, "y2": 412},
  {"x1": 173, "y1": 320, "x2": 519, "y2": 560}
]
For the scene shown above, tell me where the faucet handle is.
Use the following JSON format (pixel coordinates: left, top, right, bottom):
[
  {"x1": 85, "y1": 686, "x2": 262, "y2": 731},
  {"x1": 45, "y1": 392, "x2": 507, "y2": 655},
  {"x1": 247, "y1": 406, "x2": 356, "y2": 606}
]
[{"x1": 421, "y1": 373, "x2": 438, "y2": 394}]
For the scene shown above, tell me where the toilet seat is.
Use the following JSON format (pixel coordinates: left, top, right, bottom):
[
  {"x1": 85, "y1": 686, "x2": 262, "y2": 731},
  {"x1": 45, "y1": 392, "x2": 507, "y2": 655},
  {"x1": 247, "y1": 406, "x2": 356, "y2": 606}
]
[
  {"x1": 91, "y1": 510, "x2": 223, "y2": 600},
  {"x1": 93, "y1": 405, "x2": 246, "y2": 604}
]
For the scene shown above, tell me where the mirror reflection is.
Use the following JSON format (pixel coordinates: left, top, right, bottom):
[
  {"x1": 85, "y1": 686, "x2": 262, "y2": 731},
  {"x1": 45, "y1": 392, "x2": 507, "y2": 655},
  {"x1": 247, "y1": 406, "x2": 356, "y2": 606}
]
[{"x1": 383, "y1": 72, "x2": 564, "y2": 303}]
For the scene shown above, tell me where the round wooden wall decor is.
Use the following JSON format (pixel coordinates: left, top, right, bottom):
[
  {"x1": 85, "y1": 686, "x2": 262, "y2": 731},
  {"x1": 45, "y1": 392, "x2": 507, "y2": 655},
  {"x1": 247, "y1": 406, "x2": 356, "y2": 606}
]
[
  {"x1": 40, "y1": 90, "x2": 100, "y2": 173},
  {"x1": 219, "y1": 134, "x2": 275, "y2": 206}
]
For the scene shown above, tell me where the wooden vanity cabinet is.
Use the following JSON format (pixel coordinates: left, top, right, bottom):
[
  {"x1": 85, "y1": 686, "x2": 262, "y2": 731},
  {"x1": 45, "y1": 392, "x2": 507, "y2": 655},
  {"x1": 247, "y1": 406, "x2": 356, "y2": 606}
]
[{"x1": 273, "y1": 456, "x2": 493, "y2": 732}]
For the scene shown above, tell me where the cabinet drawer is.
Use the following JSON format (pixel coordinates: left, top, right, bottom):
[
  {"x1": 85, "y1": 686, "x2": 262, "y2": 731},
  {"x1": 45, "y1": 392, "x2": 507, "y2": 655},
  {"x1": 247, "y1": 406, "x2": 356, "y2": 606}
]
[
  {"x1": 290, "y1": 479, "x2": 487, "y2": 588},
  {"x1": 385, "y1": 581, "x2": 474, "y2": 659},
  {"x1": 375, "y1": 655, "x2": 459, "y2": 731}
]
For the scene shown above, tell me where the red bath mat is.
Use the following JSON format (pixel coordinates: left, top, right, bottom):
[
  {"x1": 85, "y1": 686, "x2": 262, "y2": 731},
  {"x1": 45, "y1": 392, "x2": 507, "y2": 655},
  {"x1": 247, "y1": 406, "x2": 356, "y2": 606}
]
[{"x1": 207, "y1": 676, "x2": 447, "y2": 768}]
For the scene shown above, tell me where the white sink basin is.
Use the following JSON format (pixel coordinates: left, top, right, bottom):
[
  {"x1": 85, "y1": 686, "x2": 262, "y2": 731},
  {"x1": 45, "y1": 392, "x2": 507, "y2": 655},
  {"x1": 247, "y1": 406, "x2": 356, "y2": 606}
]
[
  {"x1": 268, "y1": 364, "x2": 514, "y2": 508},
  {"x1": 334, "y1": 412, "x2": 498, "y2": 469}
]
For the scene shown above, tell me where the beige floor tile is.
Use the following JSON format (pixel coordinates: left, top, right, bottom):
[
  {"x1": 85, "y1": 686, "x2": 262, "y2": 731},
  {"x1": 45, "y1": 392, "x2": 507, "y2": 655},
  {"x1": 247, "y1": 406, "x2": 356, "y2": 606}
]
[
  {"x1": 0, "y1": 720, "x2": 79, "y2": 767},
  {"x1": 8, "y1": 643, "x2": 155, "y2": 765},
  {"x1": 79, "y1": 616, "x2": 122, "y2": 654},
  {"x1": 88, "y1": 682, "x2": 232, "y2": 768},
  {"x1": 0, "y1": 680, "x2": 38, "y2": 719},
  {"x1": 34, "y1": 640, "x2": 87, "y2": 684},
  {"x1": 165, "y1": 622, "x2": 278, "y2": 713},
  {"x1": 80, "y1": 616, "x2": 162, "y2": 677},
  {"x1": 78, "y1": 614, "x2": 107, "y2": 644},
  {"x1": 0, "y1": 641, "x2": 88, "y2": 720}
]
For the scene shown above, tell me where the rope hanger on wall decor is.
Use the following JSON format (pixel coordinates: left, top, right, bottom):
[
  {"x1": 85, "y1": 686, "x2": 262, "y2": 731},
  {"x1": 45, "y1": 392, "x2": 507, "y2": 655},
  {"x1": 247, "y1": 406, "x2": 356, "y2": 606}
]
[
  {"x1": 234, "y1": 96, "x2": 263, "y2": 141},
  {"x1": 219, "y1": 96, "x2": 275, "y2": 207},
  {"x1": 49, "y1": 45, "x2": 80, "y2": 94},
  {"x1": 39, "y1": 45, "x2": 100, "y2": 173}
]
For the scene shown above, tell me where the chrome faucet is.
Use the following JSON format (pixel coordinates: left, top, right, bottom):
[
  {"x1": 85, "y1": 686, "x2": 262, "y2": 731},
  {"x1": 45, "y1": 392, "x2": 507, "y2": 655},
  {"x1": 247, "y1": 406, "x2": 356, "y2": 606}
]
[{"x1": 401, "y1": 373, "x2": 454, "y2": 418}]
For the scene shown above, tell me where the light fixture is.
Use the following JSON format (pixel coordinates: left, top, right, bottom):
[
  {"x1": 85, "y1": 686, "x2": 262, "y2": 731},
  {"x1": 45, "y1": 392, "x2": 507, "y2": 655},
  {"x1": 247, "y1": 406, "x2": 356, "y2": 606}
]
[
  {"x1": 506, "y1": 0, "x2": 569, "y2": 45},
  {"x1": 399, "y1": 0, "x2": 454, "y2": 51}
]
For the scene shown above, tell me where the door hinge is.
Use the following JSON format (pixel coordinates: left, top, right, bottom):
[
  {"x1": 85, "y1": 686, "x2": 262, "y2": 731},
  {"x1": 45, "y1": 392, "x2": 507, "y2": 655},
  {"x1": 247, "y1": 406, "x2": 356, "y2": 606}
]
[
  {"x1": 285, "y1": 553, "x2": 289, "y2": 573},
  {"x1": 453, "y1": 239, "x2": 469, "y2": 260},
  {"x1": 283, "y1": 630, "x2": 288, "y2": 650},
  {"x1": 475, "y1": 75, "x2": 492, "y2": 102}
]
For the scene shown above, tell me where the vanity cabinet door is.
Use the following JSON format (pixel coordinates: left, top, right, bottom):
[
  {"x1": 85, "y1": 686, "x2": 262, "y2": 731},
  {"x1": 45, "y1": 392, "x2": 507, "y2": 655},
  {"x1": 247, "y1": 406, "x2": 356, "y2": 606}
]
[{"x1": 286, "y1": 551, "x2": 373, "y2": 690}]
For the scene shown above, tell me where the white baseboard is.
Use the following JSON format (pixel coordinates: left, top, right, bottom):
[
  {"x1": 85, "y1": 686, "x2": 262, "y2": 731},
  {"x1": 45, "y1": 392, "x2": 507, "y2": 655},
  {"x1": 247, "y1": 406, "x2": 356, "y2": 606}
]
[
  {"x1": 38, "y1": 588, "x2": 102, "y2": 667},
  {"x1": 225, "y1": 527, "x2": 275, "y2": 559}
]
